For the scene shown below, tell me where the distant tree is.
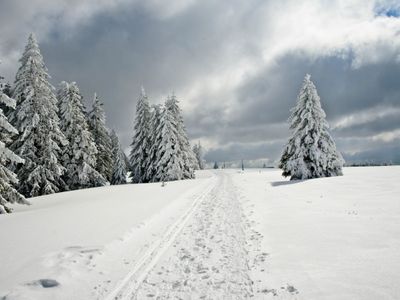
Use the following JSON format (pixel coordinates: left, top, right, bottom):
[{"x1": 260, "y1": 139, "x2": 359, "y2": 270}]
[
  {"x1": 110, "y1": 130, "x2": 127, "y2": 185},
  {"x1": 146, "y1": 104, "x2": 162, "y2": 182},
  {"x1": 165, "y1": 94, "x2": 195, "y2": 179},
  {"x1": 87, "y1": 93, "x2": 113, "y2": 182},
  {"x1": 279, "y1": 74, "x2": 344, "y2": 180},
  {"x1": 241, "y1": 159, "x2": 244, "y2": 171},
  {"x1": 0, "y1": 69, "x2": 28, "y2": 213},
  {"x1": 57, "y1": 82, "x2": 107, "y2": 190},
  {"x1": 192, "y1": 142, "x2": 205, "y2": 170},
  {"x1": 129, "y1": 87, "x2": 151, "y2": 183},
  {"x1": 10, "y1": 34, "x2": 67, "y2": 197},
  {"x1": 155, "y1": 105, "x2": 183, "y2": 181},
  {"x1": 262, "y1": 163, "x2": 267, "y2": 168},
  {"x1": 213, "y1": 161, "x2": 219, "y2": 169}
]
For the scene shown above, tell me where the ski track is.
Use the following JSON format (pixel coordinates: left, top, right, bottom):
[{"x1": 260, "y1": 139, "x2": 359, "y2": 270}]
[{"x1": 105, "y1": 171, "x2": 258, "y2": 300}]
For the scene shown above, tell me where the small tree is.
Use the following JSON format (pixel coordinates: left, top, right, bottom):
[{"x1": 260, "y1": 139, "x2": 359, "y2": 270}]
[
  {"x1": 146, "y1": 104, "x2": 162, "y2": 182},
  {"x1": 192, "y1": 142, "x2": 205, "y2": 170},
  {"x1": 279, "y1": 74, "x2": 344, "y2": 180},
  {"x1": 88, "y1": 93, "x2": 113, "y2": 182},
  {"x1": 129, "y1": 87, "x2": 151, "y2": 183},
  {"x1": 110, "y1": 130, "x2": 127, "y2": 185},
  {"x1": 213, "y1": 161, "x2": 219, "y2": 169}
]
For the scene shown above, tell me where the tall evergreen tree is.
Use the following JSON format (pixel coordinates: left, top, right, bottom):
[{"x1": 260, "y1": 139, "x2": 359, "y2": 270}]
[
  {"x1": 129, "y1": 87, "x2": 151, "y2": 183},
  {"x1": 87, "y1": 93, "x2": 113, "y2": 182},
  {"x1": 192, "y1": 142, "x2": 204, "y2": 170},
  {"x1": 0, "y1": 70, "x2": 28, "y2": 213},
  {"x1": 165, "y1": 94, "x2": 195, "y2": 179},
  {"x1": 10, "y1": 34, "x2": 67, "y2": 197},
  {"x1": 57, "y1": 82, "x2": 107, "y2": 189},
  {"x1": 146, "y1": 104, "x2": 162, "y2": 182},
  {"x1": 110, "y1": 130, "x2": 127, "y2": 185},
  {"x1": 279, "y1": 74, "x2": 344, "y2": 180},
  {"x1": 155, "y1": 105, "x2": 183, "y2": 181}
]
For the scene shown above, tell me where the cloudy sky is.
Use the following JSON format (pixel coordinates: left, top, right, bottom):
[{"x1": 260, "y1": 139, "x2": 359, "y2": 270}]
[{"x1": 1, "y1": 0, "x2": 400, "y2": 165}]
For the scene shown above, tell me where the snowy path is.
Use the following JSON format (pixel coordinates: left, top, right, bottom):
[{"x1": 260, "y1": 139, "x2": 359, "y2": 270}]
[{"x1": 107, "y1": 171, "x2": 255, "y2": 299}]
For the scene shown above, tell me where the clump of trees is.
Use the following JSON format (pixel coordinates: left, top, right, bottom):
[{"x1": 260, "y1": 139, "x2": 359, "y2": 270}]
[
  {"x1": 279, "y1": 74, "x2": 344, "y2": 180},
  {"x1": 0, "y1": 34, "x2": 200, "y2": 213},
  {"x1": 129, "y1": 89, "x2": 198, "y2": 183}
]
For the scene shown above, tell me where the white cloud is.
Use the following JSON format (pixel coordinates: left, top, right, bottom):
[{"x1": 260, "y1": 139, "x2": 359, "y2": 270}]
[
  {"x1": 332, "y1": 105, "x2": 400, "y2": 130},
  {"x1": 178, "y1": 0, "x2": 400, "y2": 124},
  {"x1": 371, "y1": 128, "x2": 400, "y2": 142}
]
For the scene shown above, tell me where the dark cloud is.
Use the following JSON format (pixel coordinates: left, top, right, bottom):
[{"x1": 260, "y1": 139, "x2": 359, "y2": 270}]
[
  {"x1": 202, "y1": 55, "x2": 400, "y2": 163},
  {"x1": 1, "y1": 0, "x2": 400, "y2": 165}
]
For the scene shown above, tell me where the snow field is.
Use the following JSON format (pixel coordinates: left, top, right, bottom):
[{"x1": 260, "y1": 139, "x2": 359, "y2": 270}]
[
  {"x1": 1, "y1": 167, "x2": 399, "y2": 299},
  {"x1": 234, "y1": 166, "x2": 400, "y2": 299},
  {"x1": 0, "y1": 171, "x2": 215, "y2": 299}
]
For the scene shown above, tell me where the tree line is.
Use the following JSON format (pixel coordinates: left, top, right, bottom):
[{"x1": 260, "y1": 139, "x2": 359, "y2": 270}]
[
  {"x1": 0, "y1": 34, "x2": 346, "y2": 213},
  {"x1": 0, "y1": 34, "x2": 205, "y2": 213}
]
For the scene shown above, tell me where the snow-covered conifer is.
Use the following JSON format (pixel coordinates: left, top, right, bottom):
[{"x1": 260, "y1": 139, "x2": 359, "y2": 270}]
[
  {"x1": 155, "y1": 105, "x2": 183, "y2": 181},
  {"x1": 0, "y1": 69, "x2": 28, "y2": 213},
  {"x1": 57, "y1": 82, "x2": 107, "y2": 189},
  {"x1": 129, "y1": 87, "x2": 151, "y2": 183},
  {"x1": 192, "y1": 142, "x2": 205, "y2": 170},
  {"x1": 165, "y1": 94, "x2": 195, "y2": 179},
  {"x1": 10, "y1": 34, "x2": 67, "y2": 197},
  {"x1": 146, "y1": 104, "x2": 162, "y2": 182},
  {"x1": 279, "y1": 74, "x2": 344, "y2": 180},
  {"x1": 110, "y1": 130, "x2": 127, "y2": 185},
  {"x1": 87, "y1": 93, "x2": 113, "y2": 182}
]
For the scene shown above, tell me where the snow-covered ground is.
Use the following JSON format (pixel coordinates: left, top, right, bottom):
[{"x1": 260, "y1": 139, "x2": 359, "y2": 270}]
[{"x1": 1, "y1": 167, "x2": 399, "y2": 299}]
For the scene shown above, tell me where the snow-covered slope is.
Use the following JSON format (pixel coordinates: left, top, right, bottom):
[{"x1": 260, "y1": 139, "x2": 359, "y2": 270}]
[
  {"x1": 1, "y1": 167, "x2": 399, "y2": 299},
  {"x1": 0, "y1": 171, "x2": 216, "y2": 299},
  {"x1": 235, "y1": 166, "x2": 400, "y2": 299}
]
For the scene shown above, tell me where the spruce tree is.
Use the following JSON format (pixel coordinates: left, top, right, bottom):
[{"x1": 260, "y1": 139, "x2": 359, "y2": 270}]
[
  {"x1": 165, "y1": 94, "x2": 195, "y2": 179},
  {"x1": 10, "y1": 34, "x2": 67, "y2": 197},
  {"x1": 192, "y1": 142, "x2": 204, "y2": 170},
  {"x1": 129, "y1": 87, "x2": 151, "y2": 183},
  {"x1": 0, "y1": 71, "x2": 28, "y2": 213},
  {"x1": 57, "y1": 82, "x2": 107, "y2": 189},
  {"x1": 87, "y1": 93, "x2": 113, "y2": 182},
  {"x1": 279, "y1": 74, "x2": 344, "y2": 180},
  {"x1": 110, "y1": 130, "x2": 127, "y2": 185},
  {"x1": 155, "y1": 105, "x2": 183, "y2": 181},
  {"x1": 146, "y1": 104, "x2": 162, "y2": 182}
]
